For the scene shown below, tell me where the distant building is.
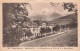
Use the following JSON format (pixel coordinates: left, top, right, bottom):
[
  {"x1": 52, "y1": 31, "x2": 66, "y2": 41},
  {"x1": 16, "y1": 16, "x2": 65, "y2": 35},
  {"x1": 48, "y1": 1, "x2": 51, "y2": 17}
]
[{"x1": 22, "y1": 21, "x2": 56, "y2": 38}]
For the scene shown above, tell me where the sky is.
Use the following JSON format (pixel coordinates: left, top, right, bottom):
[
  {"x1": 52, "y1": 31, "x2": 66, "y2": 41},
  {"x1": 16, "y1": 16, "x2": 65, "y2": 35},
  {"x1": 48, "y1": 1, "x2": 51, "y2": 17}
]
[{"x1": 26, "y1": 1, "x2": 75, "y2": 21}]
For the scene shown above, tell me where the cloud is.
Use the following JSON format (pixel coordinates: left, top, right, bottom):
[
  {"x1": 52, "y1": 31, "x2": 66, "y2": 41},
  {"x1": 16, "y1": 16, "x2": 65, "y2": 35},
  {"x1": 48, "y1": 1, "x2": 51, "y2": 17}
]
[
  {"x1": 28, "y1": 8, "x2": 62, "y2": 21},
  {"x1": 27, "y1": 2, "x2": 75, "y2": 21}
]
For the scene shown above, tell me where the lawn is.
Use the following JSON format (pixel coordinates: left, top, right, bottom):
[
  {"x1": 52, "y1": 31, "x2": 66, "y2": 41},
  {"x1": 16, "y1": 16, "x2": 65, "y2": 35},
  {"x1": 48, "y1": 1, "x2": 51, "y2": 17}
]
[{"x1": 19, "y1": 29, "x2": 78, "y2": 47}]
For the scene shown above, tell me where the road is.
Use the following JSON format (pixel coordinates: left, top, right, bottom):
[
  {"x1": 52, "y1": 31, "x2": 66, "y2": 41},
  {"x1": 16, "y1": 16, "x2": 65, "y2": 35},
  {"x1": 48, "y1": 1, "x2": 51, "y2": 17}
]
[{"x1": 19, "y1": 29, "x2": 77, "y2": 47}]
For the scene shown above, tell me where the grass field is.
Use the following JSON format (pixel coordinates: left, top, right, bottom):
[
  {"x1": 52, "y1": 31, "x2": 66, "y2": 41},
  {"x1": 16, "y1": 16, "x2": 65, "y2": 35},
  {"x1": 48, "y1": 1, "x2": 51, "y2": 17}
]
[{"x1": 19, "y1": 29, "x2": 78, "y2": 47}]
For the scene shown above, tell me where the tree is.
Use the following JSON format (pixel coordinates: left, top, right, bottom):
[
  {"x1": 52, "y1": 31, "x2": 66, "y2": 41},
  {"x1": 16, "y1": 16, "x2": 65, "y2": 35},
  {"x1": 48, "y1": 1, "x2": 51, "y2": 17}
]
[
  {"x1": 62, "y1": 2, "x2": 77, "y2": 15},
  {"x1": 3, "y1": 3, "x2": 30, "y2": 46},
  {"x1": 46, "y1": 27, "x2": 51, "y2": 33}
]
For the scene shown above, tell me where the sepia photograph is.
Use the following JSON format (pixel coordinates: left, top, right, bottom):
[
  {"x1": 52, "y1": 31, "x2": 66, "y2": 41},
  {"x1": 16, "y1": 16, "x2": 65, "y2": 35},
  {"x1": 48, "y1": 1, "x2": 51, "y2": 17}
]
[{"x1": 3, "y1": 2, "x2": 78, "y2": 47}]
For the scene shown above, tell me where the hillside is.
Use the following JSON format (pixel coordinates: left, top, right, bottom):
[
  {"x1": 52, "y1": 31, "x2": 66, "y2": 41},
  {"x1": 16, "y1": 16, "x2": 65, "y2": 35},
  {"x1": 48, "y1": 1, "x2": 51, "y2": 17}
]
[
  {"x1": 31, "y1": 13, "x2": 77, "y2": 26},
  {"x1": 53, "y1": 13, "x2": 77, "y2": 25}
]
